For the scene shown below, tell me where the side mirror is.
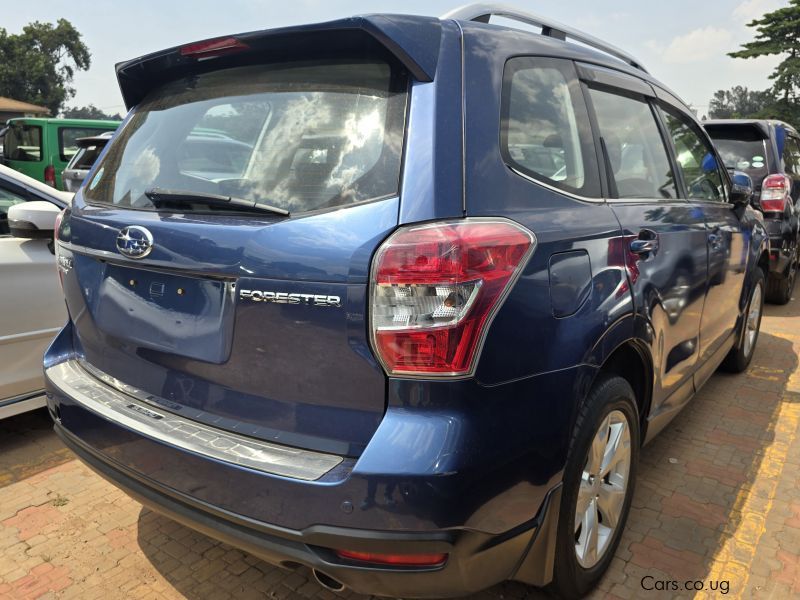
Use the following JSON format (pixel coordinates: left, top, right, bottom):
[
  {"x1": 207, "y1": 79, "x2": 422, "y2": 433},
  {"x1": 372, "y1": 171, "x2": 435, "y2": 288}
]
[
  {"x1": 729, "y1": 171, "x2": 753, "y2": 207},
  {"x1": 7, "y1": 201, "x2": 61, "y2": 239}
]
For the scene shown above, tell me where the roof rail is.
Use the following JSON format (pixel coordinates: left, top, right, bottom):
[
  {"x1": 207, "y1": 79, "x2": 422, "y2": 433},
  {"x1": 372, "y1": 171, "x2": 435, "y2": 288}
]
[{"x1": 442, "y1": 3, "x2": 647, "y2": 73}]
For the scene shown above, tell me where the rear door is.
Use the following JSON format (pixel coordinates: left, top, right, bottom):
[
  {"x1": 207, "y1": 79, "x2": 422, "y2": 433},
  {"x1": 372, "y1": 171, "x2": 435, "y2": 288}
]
[
  {"x1": 581, "y1": 65, "x2": 708, "y2": 414},
  {"x1": 657, "y1": 105, "x2": 746, "y2": 373},
  {"x1": 61, "y1": 56, "x2": 410, "y2": 455}
]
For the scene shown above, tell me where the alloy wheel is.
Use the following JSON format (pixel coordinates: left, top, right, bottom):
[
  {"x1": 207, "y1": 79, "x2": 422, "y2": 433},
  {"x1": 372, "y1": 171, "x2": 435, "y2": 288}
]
[
  {"x1": 743, "y1": 281, "x2": 763, "y2": 358},
  {"x1": 574, "y1": 409, "x2": 631, "y2": 569}
]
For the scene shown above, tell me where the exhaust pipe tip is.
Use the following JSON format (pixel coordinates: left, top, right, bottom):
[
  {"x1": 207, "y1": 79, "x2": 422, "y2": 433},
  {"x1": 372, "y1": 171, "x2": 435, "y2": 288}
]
[{"x1": 313, "y1": 569, "x2": 346, "y2": 592}]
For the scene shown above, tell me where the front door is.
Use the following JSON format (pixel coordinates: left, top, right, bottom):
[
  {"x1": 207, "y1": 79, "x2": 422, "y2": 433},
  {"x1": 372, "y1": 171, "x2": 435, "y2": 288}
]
[{"x1": 657, "y1": 105, "x2": 746, "y2": 370}]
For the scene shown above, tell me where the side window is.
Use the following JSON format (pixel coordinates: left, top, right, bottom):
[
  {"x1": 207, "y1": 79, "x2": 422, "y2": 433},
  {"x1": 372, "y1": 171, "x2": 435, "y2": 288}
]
[
  {"x1": 587, "y1": 87, "x2": 677, "y2": 200},
  {"x1": 658, "y1": 107, "x2": 726, "y2": 202},
  {"x1": 4, "y1": 124, "x2": 42, "y2": 162},
  {"x1": 501, "y1": 57, "x2": 600, "y2": 197},
  {"x1": 59, "y1": 128, "x2": 108, "y2": 162},
  {"x1": 0, "y1": 184, "x2": 28, "y2": 236}
]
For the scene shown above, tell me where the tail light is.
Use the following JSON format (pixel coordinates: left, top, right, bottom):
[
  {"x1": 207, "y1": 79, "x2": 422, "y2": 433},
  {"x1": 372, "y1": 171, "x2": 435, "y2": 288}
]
[
  {"x1": 370, "y1": 219, "x2": 535, "y2": 377},
  {"x1": 335, "y1": 549, "x2": 448, "y2": 567},
  {"x1": 760, "y1": 174, "x2": 791, "y2": 212},
  {"x1": 44, "y1": 165, "x2": 56, "y2": 188}
]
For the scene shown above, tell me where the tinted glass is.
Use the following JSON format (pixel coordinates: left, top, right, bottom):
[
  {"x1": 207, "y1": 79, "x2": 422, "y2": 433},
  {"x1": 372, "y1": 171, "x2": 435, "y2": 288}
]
[
  {"x1": 502, "y1": 58, "x2": 600, "y2": 197},
  {"x1": 84, "y1": 60, "x2": 407, "y2": 214},
  {"x1": 588, "y1": 88, "x2": 677, "y2": 200},
  {"x1": 68, "y1": 145, "x2": 104, "y2": 170},
  {"x1": 660, "y1": 108, "x2": 725, "y2": 202},
  {"x1": 785, "y1": 137, "x2": 800, "y2": 176},
  {"x1": 4, "y1": 124, "x2": 42, "y2": 162}
]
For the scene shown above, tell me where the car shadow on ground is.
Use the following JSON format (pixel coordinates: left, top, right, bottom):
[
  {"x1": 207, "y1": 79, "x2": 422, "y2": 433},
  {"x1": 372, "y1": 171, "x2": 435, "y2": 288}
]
[
  {"x1": 135, "y1": 300, "x2": 800, "y2": 600},
  {"x1": 0, "y1": 408, "x2": 73, "y2": 488}
]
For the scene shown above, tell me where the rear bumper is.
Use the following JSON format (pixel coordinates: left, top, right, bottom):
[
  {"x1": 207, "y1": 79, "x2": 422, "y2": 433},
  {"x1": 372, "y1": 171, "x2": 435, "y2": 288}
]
[
  {"x1": 54, "y1": 418, "x2": 559, "y2": 597},
  {"x1": 43, "y1": 345, "x2": 576, "y2": 596}
]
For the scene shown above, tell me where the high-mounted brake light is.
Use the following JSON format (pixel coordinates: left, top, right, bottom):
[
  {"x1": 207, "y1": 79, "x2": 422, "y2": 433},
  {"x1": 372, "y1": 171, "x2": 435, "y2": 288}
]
[
  {"x1": 370, "y1": 219, "x2": 535, "y2": 377},
  {"x1": 180, "y1": 37, "x2": 249, "y2": 60},
  {"x1": 335, "y1": 549, "x2": 448, "y2": 567},
  {"x1": 760, "y1": 174, "x2": 791, "y2": 212}
]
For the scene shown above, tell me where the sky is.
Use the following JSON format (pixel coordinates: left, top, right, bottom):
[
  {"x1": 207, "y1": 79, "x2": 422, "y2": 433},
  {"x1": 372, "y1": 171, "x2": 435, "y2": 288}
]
[{"x1": 3, "y1": 0, "x2": 788, "y2": 117}]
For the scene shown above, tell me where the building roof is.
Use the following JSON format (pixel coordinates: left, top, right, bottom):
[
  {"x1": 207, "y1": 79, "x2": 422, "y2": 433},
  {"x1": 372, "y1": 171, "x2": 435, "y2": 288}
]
[{"x1": 0, "y1": 96, "x2": 49, "y2": 114}]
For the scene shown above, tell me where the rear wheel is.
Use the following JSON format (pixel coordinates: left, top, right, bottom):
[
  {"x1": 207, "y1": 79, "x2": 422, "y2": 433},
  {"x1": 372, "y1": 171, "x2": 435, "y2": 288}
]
[
  {"x1": 766, "y1": 247, "x2": 797, "y2": 305},
  {"x1": 722, "y1": 268, "x2": 765, "y2": 373},
  {"x1": 551, "y1": 375, "x2": 639, "y2": 598}
]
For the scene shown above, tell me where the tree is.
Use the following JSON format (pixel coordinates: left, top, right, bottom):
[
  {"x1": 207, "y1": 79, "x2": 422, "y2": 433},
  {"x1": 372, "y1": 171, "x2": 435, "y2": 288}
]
[
  {"x1": 729, "y1": 1, "x2": 800, "y2": 103},
  {"x1": 0, "y1": 19, "x2": 90, "y2": 115},
  {"x1": 708, "y1": 86, "x2": 773, "y2": 119},
  {"x1": 61, "y1": 104, "x2": 122, "y2": 120}
]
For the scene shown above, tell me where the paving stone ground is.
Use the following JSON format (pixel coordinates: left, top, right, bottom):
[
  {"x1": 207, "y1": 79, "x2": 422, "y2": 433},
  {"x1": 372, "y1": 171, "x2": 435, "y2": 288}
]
[{"x1": 1, "y1": 299, "x2": 799, "y2": 599}]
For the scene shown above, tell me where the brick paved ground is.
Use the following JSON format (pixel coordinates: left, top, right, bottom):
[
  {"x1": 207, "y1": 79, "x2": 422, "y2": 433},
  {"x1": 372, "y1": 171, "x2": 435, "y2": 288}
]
[{"x1": 1, "y1": 299, "x2": 799, "y2": 599}]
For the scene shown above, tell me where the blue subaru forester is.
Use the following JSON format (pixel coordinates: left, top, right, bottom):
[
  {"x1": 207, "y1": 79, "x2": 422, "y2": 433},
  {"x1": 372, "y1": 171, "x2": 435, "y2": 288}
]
[{"x1": 44, "y1": 4, "x2": 768, "y2": 597}]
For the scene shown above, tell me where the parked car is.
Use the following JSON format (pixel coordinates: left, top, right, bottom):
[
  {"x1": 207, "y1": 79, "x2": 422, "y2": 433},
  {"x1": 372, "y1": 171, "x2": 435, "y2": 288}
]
[
  {"x1": 62, "y1": 131, "x2": 115, "y2": 193},
  {"x1": 3, "y1": 117, "x2": 120, "y2": 191},
  {"x1": 43, "y1": 5, "x2": 768, "y2": 598},
  {"x1": 704, "y1": 119, "x2": 800, "y2": 304},
  {"x1": 0, "y1": 164, "x2": 70, "y2": 419}
]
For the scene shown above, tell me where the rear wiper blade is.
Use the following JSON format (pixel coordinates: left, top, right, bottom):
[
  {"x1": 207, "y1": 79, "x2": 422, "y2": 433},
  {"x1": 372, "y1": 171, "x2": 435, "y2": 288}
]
[{"x1": 144, "y1": 188, "x2": 289, "y2": 216}]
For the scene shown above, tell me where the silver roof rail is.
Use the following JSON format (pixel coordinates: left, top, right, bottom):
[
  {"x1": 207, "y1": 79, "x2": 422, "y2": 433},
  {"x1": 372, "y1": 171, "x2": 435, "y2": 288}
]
[{"x1": 442, "y1": 3, "x2": 647, "y2": 73}]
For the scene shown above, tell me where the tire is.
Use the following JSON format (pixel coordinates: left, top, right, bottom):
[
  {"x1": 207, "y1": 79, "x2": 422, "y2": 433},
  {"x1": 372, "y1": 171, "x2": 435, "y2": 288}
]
[
  {"x1": 721, "y1": 268, "x2": 765, "y2": 373},
  {"x1": 550, "y1": 375, "x2": 640, "y2": 599},
  {"x1": 765, "y1": 252, "x2": 796, "y2": 305}
]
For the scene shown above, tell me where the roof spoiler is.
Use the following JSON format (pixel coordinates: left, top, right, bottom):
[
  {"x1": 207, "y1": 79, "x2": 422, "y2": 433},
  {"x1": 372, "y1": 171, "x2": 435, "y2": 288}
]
[{"x1": 115, "y1": 15, "x2": 442, "y2": 110}]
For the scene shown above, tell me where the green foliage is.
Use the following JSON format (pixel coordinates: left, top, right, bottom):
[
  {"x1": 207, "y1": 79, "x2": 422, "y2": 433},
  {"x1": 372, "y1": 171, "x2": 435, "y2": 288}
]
[
  {"x1": 61, "y1": 104, "x2": 122, "y2": 121},
  {"x1": 708, "y1": 86, "x2": 773, "y2": 119},
  {"x1": 729, "y1": 0, "x2": 800, "y2": 103},
  {"x1": 0, "y1": 19, "x2": 91, "y2": 115}
]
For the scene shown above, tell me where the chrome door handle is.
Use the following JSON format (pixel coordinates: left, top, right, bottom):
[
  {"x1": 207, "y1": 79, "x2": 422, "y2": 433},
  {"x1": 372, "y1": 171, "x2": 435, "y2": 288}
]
[{"x1": 630, "y1": 238, "x2": 659, "y2": 255}]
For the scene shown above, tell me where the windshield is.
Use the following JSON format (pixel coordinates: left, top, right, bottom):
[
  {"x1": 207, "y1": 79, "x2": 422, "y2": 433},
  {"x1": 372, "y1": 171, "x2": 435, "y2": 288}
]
[
  {"x1": 84, "y1": 60, "x2": 407, "y2": 213},
  {"x1": 706, "y1": 129, "x2": 769, "y2": 185}
]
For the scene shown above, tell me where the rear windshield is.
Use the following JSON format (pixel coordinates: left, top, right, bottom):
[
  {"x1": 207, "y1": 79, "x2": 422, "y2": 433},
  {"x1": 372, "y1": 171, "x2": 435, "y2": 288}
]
[
  {"x1": 84, "y1": 60, "x2": 407, "y2": 213},
  {"x1": 706, "y1": 126, "x2": 770, "y2": 184},
  {"x1": 67, "y1": 144, "x2": 105, "y2": 170},
  {"x1": 4, "y1": 123, "x2": 42, "y2": 162}
]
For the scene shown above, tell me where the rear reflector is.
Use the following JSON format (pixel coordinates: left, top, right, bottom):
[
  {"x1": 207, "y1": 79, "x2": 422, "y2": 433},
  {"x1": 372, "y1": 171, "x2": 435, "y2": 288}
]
[
  {"x1": 335, "y1": 549, "x2": 448, "y2": 567},
  {"x1": 760, "y1": 174, "x2": 791, "y2": 212},
  {"x1": 180, "y1": 37, "x2": 249, "y2": 59},
  {"x1": 370, "y1": 219, "x2": 535, "y2": 376}
]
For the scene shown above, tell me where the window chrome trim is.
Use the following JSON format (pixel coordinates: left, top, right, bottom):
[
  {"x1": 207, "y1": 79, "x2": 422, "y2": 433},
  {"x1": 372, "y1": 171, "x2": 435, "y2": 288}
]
[
  {"x1": 46, "y1": 360, "x2": 343, "y2": 481},
  {"x1": 508, "y1": 165, "x2": 605, "y2": 204}
]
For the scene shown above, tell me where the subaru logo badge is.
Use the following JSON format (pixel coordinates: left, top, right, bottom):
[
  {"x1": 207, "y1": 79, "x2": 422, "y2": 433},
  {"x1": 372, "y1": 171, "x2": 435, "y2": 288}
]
[{"x1": 116, "y1": 226, "x2": 154, "y2": 259}]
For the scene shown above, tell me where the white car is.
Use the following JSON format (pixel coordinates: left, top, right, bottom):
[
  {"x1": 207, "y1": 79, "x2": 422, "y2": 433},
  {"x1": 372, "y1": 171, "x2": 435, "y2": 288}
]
[{"x1": 0, "y1": 164, "x2": 71, "y2": 419}]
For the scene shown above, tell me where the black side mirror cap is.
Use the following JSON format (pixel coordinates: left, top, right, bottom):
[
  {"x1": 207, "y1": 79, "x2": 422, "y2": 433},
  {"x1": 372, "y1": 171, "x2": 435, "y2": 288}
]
[{"x1": 729, "y1": 170, "x2": 753, "y2": 207}]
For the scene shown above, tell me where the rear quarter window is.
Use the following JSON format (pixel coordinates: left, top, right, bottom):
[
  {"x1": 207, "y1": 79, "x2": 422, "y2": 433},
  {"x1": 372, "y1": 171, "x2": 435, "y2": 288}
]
[{"x1": 501, "y1": 57, "x2": 600, "y2": 198}]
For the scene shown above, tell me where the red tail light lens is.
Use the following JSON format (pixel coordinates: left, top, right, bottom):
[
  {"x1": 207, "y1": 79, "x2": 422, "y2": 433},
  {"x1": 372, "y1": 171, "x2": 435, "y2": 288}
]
[
  {"x1": 335, "y1": 549, "x2": 448, "y2": 567},
  {"x1": 760, "y1": 174, "x2": 791, "y2": 212},
  {"x1": 44, "y1": 165, "x2": 56, "y2": 188},
  {"x1": 180, "y1": 37, "x2": 249, "y2": 59},
  {"x1": 370, "y1": 219, "x2": 535, "y2": 376}
]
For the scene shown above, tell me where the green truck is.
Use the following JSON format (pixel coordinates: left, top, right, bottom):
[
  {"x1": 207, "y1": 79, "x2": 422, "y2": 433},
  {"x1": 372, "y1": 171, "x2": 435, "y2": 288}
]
[{"x1": 2, "y1": 117, "x2": 120, "y2": 190}]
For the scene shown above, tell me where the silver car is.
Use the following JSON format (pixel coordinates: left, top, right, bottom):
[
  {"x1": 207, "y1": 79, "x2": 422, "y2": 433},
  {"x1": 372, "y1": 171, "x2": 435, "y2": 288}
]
[
  {"x1": 61, "y1": 131, "x2": 114, "y2": 193},
  {"x1": 0, "y1": 165, "x2": 71, "y2": 418}
]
